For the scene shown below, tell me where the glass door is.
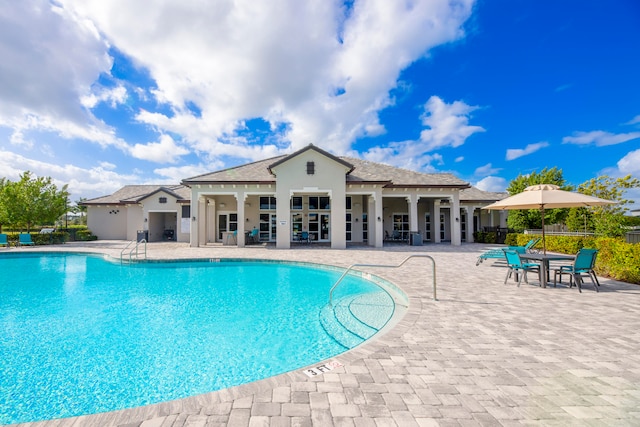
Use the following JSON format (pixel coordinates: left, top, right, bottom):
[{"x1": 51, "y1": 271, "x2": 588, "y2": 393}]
[
  {"x1": 218, "y1": 213, "x2": 238, "y2": 241},
  {"x1": 320, "y1": 213, "x2": 330, "y2": 241},
  {"x1": 424, "y1": 213, "x2": 431, "y2": 241},
  {"x1": 259, "y1": 213, "x2": 277, "y2": 242}
]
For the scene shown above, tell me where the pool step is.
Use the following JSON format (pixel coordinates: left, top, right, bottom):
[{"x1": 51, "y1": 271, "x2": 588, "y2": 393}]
[{"x1": 320, "y1": 290, "x2": 394, "y2": 349}]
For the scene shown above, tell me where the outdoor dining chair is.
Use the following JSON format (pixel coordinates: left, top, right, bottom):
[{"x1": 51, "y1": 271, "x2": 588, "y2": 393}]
[
  {"x1": 503, "y1": 249, "x2": 541, "y2": 287},
  {"x1": 552, "y1": 248, "x2": 599, "y2": 293}
]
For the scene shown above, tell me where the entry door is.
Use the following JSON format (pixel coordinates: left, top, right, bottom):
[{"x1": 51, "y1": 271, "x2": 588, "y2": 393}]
[
  {"x1": 218, "y1": 213, "x2": 238, "y2": 241},
  {"x1": 259, "y1": 213, "x2": 277, "y2": 242},
  {"x1": 319, "y1": 213, "x2": 330, "y2": 241}
]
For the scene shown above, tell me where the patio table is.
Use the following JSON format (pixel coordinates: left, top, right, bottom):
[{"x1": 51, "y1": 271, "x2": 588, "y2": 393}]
[{"x1": 519, "y1": 253, "x2": 575, "y2": 288}]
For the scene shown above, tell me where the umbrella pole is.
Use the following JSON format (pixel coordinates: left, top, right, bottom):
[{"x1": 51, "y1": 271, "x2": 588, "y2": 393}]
[{"x1": 541, "y1": 206, "x2": 546, "y2": 254}]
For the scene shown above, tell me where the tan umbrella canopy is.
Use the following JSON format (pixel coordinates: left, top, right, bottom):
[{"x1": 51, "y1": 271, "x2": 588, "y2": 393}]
[{"x1": 483, "y1": 184, "x2": 616, "y2": 253}]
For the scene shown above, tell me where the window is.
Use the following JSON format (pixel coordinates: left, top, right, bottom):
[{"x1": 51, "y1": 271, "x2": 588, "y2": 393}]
[
  {"x1": 306, "y1": 161, "x2": 315, "y2": 175},
  {"x1": 291, "y1": 196, "x2": 303, "y2": 210},
  {"x1": 319, "y1": 196, "x2": 330, "y2": 209},
  {"x1": 308, "y1": 196, "x2": 318, "y2": 210},
  {"x1": 346, "y1": 196, "x2": 352, "y2": 210},
  {"x1": 259, "y1": 196, "x2": 276, "y2": 210},
  {"x1": 182, "y1": 205, "x2": 191, "y2": 218},
  {"x1": 159, "y1": 197, "x2": 167, "y2": 204},
  {"x1": 346, "y1": 213, "x2": 352, "y2": 241}
]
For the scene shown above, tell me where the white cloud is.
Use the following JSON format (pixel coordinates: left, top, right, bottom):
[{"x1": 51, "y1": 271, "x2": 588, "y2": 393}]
[
  {"x1": 625, "y1": 115, "x2": 640, "y2": 125},
  {"x1": 617, "y1": 148, "x2": 640, "y2": 175},
  {"x1": 455, "y1": 156, "x2": 464, "y2": 162},
  {"x1": 419, "y1": 96, "x2": 485, "y2": 151},
  {"x1": 154, "y1": 164, "x2": 218, "y2": 182},
  {"x1": 58, "y1": 0, "x2": 475, "y2": 158},
  {"x1": 562, "y1": 130, "x2": 640, "y2": 146},
  {"x1": 129, "y1": 134, "x2": 191, "y2": 163},
  {"x1": 360, "y1": 96, "x2": 483, "y2": 171},
  {"x1": 0, "y1": 149, "x2": 141, "y2": 201},
  {"x1": 0, "y1": 0, "x2": 120, "y2": 147},
  {"x1": 506, "y1": 141, "x2": 549, "y2": 161},
  {"x1": 80, "y1": 85, "x2": 128, "y2": 109},
  {"x1": 474, "y1": 163, "x2": 501, "y2": 177},
  {"x1": 474, "y1": 176, "x2": 506, "y2": 192}
]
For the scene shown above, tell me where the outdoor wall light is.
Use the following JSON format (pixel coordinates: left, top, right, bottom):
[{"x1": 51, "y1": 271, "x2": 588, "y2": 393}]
[
  {"x1": 192, "y1": 216, "x2": 196, "y2": 221},
  {"x1": 455, "y1": 217, "x2": 459, "y2": 222},
  {"x1": 144, "y1": 218, "x2": 148, "y2": 222},
  {"x1": 377, "y1": 216, "x2": 381, "y2": 222}
]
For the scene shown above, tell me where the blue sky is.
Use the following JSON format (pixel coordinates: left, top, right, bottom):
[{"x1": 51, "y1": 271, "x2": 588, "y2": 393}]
[{"x1": 1, "y1": 0, "x2": 639, "y2": 209}]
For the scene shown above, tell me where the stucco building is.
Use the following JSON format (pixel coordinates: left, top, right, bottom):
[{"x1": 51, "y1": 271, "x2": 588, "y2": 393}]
[{"x1": 83, "y1": 145, "x2": 507, "y2": 248}]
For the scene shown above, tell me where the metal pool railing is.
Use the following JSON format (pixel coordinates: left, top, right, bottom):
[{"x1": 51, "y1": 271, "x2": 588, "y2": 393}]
[
  {"x1": 329, "y1": 254, "x2": 437, "y2": 305},
  {"x1": 120, "y1": 239, "x2": 147, "y2": 263}
]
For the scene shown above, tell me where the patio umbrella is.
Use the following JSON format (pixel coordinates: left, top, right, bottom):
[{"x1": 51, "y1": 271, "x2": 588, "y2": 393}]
[{"x1": 483, "y1": 184, "x2": 615, "y2": 253}]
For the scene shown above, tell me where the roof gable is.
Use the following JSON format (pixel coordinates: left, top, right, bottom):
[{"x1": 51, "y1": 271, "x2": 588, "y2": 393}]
[{"x1": 267, "y1": 144, "x2": 354, "y2": 175}]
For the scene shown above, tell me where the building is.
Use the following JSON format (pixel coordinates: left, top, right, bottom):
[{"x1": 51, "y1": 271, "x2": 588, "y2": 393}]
[{"x1": 83, "y1": 145, "x2": 506, "y2": 247}]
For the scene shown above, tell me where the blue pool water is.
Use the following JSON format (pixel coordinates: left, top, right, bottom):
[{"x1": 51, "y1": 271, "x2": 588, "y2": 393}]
[{"x1": 0, "y1": 253, "x2": 397, "y2": 424}]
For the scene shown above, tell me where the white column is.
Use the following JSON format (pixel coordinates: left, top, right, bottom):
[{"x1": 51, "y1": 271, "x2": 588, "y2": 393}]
[
  {"x1": 374, "y1": 191, "x2": 383, "y2": 248},
  {"x1": 275, "y1": 189, "x2": 291, "y2": 249},
  {"x1": 408, "y1": 194, "x2": 418, "y2": 234},
  {"x1": 236, "y1": 192, "x2": 246, "y2": 247},
  {"x1": 451, "y1": 193, "x2": 461, "y2": 246},
  {"x1": 434, "y1": 202, "x2": 441, "y2": 243}
]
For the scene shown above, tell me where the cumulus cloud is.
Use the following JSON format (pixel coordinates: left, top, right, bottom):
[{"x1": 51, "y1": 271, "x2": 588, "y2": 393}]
[
  {"x1": 419, "y1": 96, "x2": 485, "y2": 151},
  {"x1": 475, "y1": 176, "x2": 507, "y2": 192},
  {"x1": 506, "y1": 141, "x2": 549, "y2": 161},
  {"x1": 361, "y1": 96, "x2": 484, "y2": 171},
  {"x1": 80, "y1": 85, "x2": 128, "y2": 109},
  {"x1": 617, "y1": 148, "x2": 640, "y2": 175},
  {"x1": 130, "y1": 134, "x2": 191, "y2": 163},
  {"x1": 58, "y1": 0, "x2": 475, "y2": 158},
  {"x1": 562, "y1": 130, "x2": 640, "y2": 146},
  {"x1": 0, "y1": 0, "x2": 120, "y2": 147},
  {"x1": 0, "y1": 149, "x2": 141, "y2": 199}
]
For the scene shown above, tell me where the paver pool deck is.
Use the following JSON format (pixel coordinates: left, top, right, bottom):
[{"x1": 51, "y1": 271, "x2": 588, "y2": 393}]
[{"x1": 7, "y1": 241, "x2": 640, "y2": 427}]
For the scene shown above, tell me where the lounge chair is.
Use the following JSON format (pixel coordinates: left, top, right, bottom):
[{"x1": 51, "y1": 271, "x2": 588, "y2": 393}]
[
  {"x1": 0, "y1": 233, "x2": 9, "y2": 248},
  {"x1": 18, "y1": 233, "x2": 35, "y2": 247},
  {"x1": 299, "y1": 231, "x2": 310, "y2": 244},
  {"x1": 476, "y1": 238, "x2": 540, "y2": 266},
  {"x1": 503, "y1": 249, "x2": 541, "y2": 287},
  {"x1": 552, "y1": 248, "x2": 599, "y2": 293}
]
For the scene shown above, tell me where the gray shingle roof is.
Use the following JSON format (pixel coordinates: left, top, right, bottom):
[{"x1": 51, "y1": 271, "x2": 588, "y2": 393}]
[
  {"x1": 82, "y1": 185, "x2": 191, "y2": 205},
  {"x1": 460, "y1": 186, "x2": 508, "y2": 202},
  {"x1": 183, "y1": 154, "x2": 470, "y2": 188}
]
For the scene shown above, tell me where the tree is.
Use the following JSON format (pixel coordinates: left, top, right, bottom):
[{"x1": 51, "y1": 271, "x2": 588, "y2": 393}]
[
  {"x1": 567, "y1": 175, "x2": 640, "y2": 237},
  {"x1": 505, "y1": 167, "x2": 571, "y2": 232},
  {"x1": 0, "y1": 172, "x2": 70, "y2": 231}
]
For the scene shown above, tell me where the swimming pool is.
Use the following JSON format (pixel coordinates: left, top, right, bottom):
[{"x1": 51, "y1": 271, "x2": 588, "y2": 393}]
[{"x1": 0, "y1": 253, "x2": 402, "y2": 424}]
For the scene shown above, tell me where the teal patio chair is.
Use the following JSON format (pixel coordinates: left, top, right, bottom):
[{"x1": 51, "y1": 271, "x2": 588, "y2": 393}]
[
  {"x1": 503, "y1": 249, "x2": 541, "y2": 287},
  {"x1": 18, "y1": 233, "x2": 35, "y2": 247},
  {"x1": 0, "y1": 233, "x2": 8, "y2": 248},
  {"x1": 299, "y1": 231, "x2": 310, "y2": 244},
  {"x1": 248, "y1": 228, "x2": 259, "y2": 244},
  {"x1": 552, "y1": 248, "x2": 599, "y2": 293}
]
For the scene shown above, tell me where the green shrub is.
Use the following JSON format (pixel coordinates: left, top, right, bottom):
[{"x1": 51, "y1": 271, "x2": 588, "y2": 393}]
[{"x1": 75, "y1": 229, "x2": 97, "y2": 241}]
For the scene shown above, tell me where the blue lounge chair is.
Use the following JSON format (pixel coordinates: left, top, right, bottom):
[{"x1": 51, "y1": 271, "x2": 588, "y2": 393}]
[
  {"x1": 476, "y1": 238, "x2": 540, "y2": 266},
  {"x1": 299, "y1": 231, "x2": 310, "y2": 244},
  {"x1": 0, "y1": 233, "x2": 8, "y2": 248},
  {"x1": 18, "y1": 233, "x2": 35, "y2": 247}
]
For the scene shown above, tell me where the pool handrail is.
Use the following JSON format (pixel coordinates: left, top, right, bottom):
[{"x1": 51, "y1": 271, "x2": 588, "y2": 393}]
[
  {"x1": 120, "y1": 239, "x2": 147, "y2": 263},
  {"x1": 329, "y1": 254, "x2": 437, "y2": 305}
]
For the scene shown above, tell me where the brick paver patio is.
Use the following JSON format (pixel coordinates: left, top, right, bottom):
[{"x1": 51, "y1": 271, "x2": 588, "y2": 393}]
[{"x1": 8, "y1": 241, "x2": 640, "y2": 426}]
